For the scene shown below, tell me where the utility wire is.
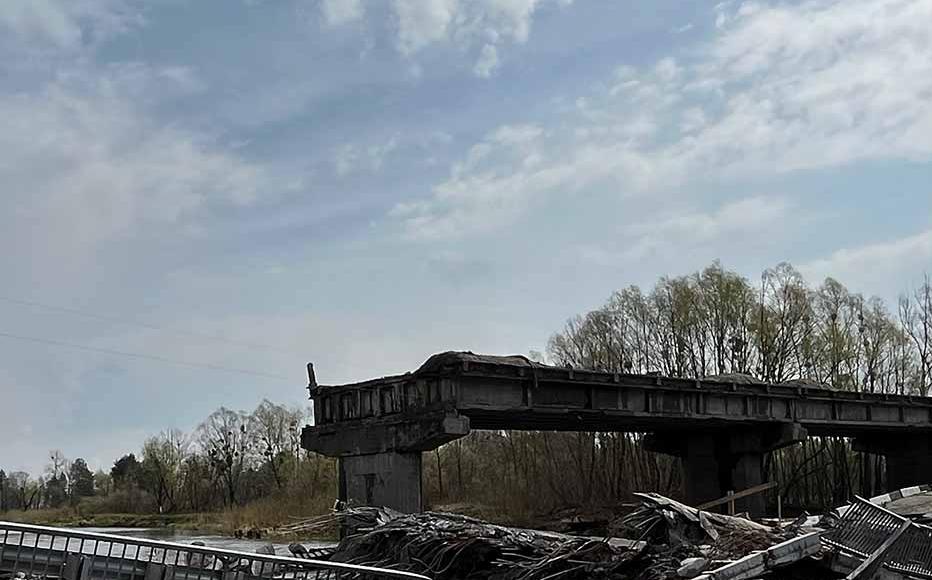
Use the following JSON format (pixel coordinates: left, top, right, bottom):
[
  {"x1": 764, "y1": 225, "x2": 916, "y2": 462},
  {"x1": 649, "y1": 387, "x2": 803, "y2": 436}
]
[
  {"x1": 0, "y1": 330, "x2": 292, "y2": 380},
  {"x1": 0, "y1": 295, "x2": 299, "y2": 355}
]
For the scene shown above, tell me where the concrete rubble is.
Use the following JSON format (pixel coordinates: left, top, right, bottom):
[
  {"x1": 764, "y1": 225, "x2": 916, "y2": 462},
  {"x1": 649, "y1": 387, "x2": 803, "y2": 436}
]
[{"x1": 279, "y1": 486, "x2": 932, "y2": 580}]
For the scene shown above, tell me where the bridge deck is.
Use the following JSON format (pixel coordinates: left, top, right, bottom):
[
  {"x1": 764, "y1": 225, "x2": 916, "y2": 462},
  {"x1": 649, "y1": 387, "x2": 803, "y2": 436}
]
[{"x1": 310, "y1": 352, "x2": 932, "y2": 438}]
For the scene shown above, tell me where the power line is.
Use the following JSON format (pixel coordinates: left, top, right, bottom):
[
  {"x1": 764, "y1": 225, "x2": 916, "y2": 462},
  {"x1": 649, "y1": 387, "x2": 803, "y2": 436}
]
[
  {"x1": 0, "y1": 330, "x2": 292, "y2": 381},
  {"x1": 0, "y1": 295, "x2": 300, "y2": 355}
]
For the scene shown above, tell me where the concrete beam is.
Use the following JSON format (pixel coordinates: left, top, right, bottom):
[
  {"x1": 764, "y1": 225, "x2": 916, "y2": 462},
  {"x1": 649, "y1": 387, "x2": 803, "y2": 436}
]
[{"x1": 303, "y1": 411, "x2": 470, "y2": 457}]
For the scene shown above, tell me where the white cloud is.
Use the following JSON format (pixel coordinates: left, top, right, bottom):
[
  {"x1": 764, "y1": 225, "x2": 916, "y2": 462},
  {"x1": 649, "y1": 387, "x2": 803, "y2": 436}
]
[
  {"x1": 332, "y1": 135, "x2": 401, "y2": 176},
  {"x1": 320, "y1": 0, "x2": 364, "y2": 26},
  {"x1": 473, "y1": 43, "x2": 500, "y2": 77},
  {"x1": 623, "y1": 196, "x2": 790, "y2": 260},
  {"x1": 801, "y1": 229, "x2": 932, "y2": 296},
  {"x1": 0, "y1": 63, "x2": 270, "y2": 282},
  {"x1": 392, "y1": 0, "x2": 932, "y2": 238},
  {"x1": 393, "y1": 0, "x2": 457, "y2": 55},
  {"x1": 0, "y1": 0, "x2": 140, "y2": 54},
  {"x1": 321, "y1": 0, "x2": 571, "y2": 76}
]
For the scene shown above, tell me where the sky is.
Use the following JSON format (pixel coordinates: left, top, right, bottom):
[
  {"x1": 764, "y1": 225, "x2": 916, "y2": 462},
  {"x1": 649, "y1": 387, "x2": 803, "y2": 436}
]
[{"x1": 1, "y1": 0, "x2": 931, "y2": 475}]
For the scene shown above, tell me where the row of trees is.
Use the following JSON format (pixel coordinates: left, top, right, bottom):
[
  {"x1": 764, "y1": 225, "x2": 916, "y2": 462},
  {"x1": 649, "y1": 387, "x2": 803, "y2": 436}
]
[
  {"x1": 3, "y1": 261, "x2": 929, "y2": 520},
  {"x1": 0, "y1": 453, "x2": 97, "y2": 512},
  {"x1": 423, "y1": 262, "x2": 932, "y2": 514},
  {"x1": 0, "y1": 400, "x2": 335, "y2": 515},
  {"x1": 548, "y1": 262, "x2": 931, "y2": 394}
]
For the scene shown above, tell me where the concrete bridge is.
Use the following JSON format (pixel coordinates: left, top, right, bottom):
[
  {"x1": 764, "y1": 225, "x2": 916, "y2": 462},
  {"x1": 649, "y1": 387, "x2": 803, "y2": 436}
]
[{"x1": 302, "y1": 352, "x2": 932, "y2": 515}]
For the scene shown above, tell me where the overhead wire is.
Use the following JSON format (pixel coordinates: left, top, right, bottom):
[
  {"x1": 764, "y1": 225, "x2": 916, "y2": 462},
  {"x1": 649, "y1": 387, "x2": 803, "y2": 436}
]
[
  {"x1": 0, "y1": 295, "x2": 299, "y2": 355},
  {"x1": 0, "y1": 330, "x2": 292, "y2": 381}
]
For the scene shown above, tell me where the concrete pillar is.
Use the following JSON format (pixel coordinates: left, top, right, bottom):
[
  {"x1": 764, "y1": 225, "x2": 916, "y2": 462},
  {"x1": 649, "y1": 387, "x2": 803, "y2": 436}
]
[
  {"x1": 681, "y1": 433, "x2": 725, "y2": 508},
  {"x1": 304, "y1": 411, "x2": 470, "y2": 514},
  {"x1": 730, "y1": 452, "x2": 765, "y2": 515},
  {"x1": 645, "y1": 423, "x2": 805, "y2": 517},
  {"x1": 854, "y1": 436, "x2": 932, "y2": 492},
  {"x1": 339, "y1": 452, "x2": 423, "y2": 513}
]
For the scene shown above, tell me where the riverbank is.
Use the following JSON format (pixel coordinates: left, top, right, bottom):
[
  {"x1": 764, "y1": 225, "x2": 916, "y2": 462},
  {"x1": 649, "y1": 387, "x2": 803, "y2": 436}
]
[
  {"x1": 1, "y1": 494, "x2": 337, "y2": 540},
  {"x1": 1, "y1": 509, "x2": 219, "y2": 530}
]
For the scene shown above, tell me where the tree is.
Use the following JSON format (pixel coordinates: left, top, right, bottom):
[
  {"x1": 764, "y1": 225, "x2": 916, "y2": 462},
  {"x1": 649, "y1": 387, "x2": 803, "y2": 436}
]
[
  {"x1": 0, "y1": 470, "x2": 7, "y2": 511},
  {"x1": 141, "y1": 430, "x2": 188, "y2": 513},
  {"x1": 94, "y1": 470, "x2": 112, "y2": 496},
  {"x1": 900, "y1": 277, "x2": 932, "y2": 395},
  {"x1": 199, "y1": 408, "x2": 253, "y2": 506},
  {"x1": 250, "y1": 400, "x2": 303, "y2": 490},
  {"x1": 9, "y1": 472, "x2": 40, "y2": 511},
  {"x1": 111, "y1": 454, "x2": 142, "y2": 489},
  {"x1": 69, "y1": 458, "x2": 95, "y2": 503},
  {"x1": 45, "y1": 451, "x2": 70, "y2": 508}
]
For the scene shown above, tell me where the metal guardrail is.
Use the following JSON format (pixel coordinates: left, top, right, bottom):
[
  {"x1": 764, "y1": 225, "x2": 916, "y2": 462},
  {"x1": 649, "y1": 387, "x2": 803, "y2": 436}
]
[
  {"x1": 823, "y1": 497, "x2": 932, "y2": 579},
  {"x1": 0, "y1": 521, "x2": 429, "y2": 580}
]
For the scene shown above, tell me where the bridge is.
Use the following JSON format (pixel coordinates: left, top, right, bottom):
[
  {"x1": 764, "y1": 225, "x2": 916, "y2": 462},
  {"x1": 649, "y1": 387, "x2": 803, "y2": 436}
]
[{"x1": 302, "y1": 352, "x2": 932, "y2": 516}]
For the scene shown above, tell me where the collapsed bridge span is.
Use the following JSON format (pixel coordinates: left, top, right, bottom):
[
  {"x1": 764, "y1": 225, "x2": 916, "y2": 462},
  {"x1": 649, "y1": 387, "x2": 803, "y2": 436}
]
[{"x1": 302, "y1": 352, "x2": 932, "y2": 515}]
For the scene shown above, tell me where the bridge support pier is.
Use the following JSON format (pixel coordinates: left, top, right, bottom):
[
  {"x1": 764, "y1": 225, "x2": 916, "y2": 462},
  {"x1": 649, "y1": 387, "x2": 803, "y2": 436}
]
[
  {"x1": 339, "y1": 452, "x2": 424, "y2": 512},
  {"x1": 645, "y1": 423, "x2": 806, "y2": 516},
  {"x1": 854, "y1": 435, "x2": 932, "y2": 492},
  {"x1": 303, "y1": 411, "x2": 470, "y2": 513}
]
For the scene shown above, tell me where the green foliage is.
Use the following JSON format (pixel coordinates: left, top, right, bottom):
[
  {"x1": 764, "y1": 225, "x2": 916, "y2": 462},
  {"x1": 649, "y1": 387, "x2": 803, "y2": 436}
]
[
  {"x1": 111, "y1": 454, "x2": 141, "y2": 489},
  {"x1": 69, "y1": 458, "x2": 95, "y2": 501}
]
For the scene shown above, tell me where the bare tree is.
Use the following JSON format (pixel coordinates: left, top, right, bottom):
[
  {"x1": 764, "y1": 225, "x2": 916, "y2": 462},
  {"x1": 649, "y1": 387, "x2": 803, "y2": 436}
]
[
  {"x1": 250, "y1": 400, "x2": 303, "y2": 489},
  {"x1": 199, "y1": 408, "x2": 252, "y2": 506},
  {"x1": 141, "y1": 429, "x2": 188, "y2": 513},
  {"x1": 900, "y1": 277, "x2": 932, "y2": 395}
]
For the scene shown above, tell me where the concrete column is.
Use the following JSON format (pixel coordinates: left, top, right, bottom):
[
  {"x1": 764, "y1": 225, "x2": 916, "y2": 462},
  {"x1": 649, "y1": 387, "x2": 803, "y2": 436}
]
[
  {"x1": 339, "y1": 452, "x2": 423, "y2": 513},
  {"x1": 645, "y1": 423, "x2": 805, "y2": 517},
  {"x1": 681, "y1": 433, "x2": 725, "y2": 508},
  {"x1": 855, "y1": 436, "x2": 932, "y2": 492},
  {"x1": 730, "y1": 452, "x2": 765, "y2": 515}
]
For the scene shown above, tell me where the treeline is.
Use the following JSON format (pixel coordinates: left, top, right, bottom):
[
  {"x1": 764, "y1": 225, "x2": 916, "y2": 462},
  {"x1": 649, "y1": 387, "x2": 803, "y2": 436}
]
[
  {"x1": 423, "y1": 262, "x2": 932, "y2": 516},
  {"x1": 0, "y1": 400, "x2": 335, "y2": 517},
  {"x1": 3, "y1": 261, "x2": 930, "y2": 524}
]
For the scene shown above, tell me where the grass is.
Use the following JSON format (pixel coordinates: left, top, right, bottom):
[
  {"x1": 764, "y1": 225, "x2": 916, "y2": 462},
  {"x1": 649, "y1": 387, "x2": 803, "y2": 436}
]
[
  {"x1": 1, "y1": 492, "x2": 336, "y2": 541},
  {"x1": 212, "y1": 492, "x2": 337, "y2": 539},
  {"x1": 1, "y1": 508, "x2": 205, "y2": 529}
]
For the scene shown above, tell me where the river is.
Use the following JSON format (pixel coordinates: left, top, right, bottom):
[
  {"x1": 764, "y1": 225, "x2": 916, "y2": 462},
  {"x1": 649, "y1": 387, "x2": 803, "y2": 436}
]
[{"x1": 77, "y1": 527, "x2": 335, "y2": 554}]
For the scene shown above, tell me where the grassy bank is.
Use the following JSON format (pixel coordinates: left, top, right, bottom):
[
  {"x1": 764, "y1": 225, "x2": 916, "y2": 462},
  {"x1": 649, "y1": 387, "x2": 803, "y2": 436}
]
[
  {"x1": 1, "y1": 508, "x2": 211, "y2": 529},
  {"x1": 1, "y1": 493, "x2": 336, "y2": 540}
]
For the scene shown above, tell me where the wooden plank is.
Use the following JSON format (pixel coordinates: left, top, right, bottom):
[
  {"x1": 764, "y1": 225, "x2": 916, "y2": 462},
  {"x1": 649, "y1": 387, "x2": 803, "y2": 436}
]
[{"x1": 697, "y1": 482, "x2": 777, "y2": 510}]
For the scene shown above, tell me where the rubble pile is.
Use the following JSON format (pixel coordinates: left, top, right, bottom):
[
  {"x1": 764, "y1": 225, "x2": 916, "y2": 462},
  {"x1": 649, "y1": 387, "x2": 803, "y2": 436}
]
[
  {"x1": 281, "y1": 487, "x2": 932, "y2": 579},
  {"x1": 304, "y1": 507, "x2": 645, "y2": 580},
  {"x1": 619, "y1": 493, "x2": 794, "y2": 560}
]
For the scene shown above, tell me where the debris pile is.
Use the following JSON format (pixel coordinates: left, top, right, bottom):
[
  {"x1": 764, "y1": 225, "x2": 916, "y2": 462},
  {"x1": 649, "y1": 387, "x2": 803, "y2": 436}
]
[
  {"x1": 294, "y1": 507, "x2": 645, "y2": 579},
  {"x1": 619, "y1": 493, "x2": 792, "y2": 560},
  {"x1": 282, "y1": 487, "x2": 932, "y2": 579}
]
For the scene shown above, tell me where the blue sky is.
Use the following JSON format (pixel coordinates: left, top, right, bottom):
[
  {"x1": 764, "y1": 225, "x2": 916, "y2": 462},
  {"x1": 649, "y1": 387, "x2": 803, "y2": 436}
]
[{"x1": 1, "y1": 0, "x2": 931, "y2": 474}]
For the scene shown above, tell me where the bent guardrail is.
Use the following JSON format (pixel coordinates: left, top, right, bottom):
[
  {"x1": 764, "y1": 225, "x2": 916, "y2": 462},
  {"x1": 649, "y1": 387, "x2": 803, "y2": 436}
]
[
  {"x1": 823, "y1": 496, "x2": 932, "y2": 579},
  {"x1": 0, "y1": 521, "x2": 429, "y2": 580}
]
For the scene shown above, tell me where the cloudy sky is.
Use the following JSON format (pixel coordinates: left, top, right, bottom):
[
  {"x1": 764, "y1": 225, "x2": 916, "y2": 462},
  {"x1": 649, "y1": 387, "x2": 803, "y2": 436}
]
[{"x1": 1, "y1": 0, "x2": 931, "y2": 474}]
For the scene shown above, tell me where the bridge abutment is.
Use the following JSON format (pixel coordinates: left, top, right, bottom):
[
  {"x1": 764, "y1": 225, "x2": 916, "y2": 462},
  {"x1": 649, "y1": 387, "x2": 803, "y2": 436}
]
[{"x1": 645, "y1": 423, "x2": 806, "y2": 516}]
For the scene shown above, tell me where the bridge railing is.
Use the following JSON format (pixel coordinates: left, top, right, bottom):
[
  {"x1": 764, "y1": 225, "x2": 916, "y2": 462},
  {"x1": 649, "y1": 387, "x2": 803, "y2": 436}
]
[
  {"x1": 823, "y1": 497, "x2": 932, "y2": 579},
  {"x1": 0, "y1": 521, "x2": 429, "y2": 580}
]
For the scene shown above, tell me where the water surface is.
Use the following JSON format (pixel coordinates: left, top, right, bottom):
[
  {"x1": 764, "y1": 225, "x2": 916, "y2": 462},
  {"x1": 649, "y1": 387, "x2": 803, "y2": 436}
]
[{"x1": 77, "y1": 527, "x2": 334, "y2": 554}]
